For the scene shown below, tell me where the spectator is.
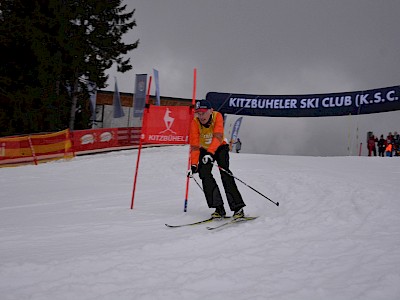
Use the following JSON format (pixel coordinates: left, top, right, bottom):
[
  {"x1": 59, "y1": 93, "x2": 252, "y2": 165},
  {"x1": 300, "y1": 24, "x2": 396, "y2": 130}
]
[
  {"x1": 367, "y1": 134, "x2": 377, "y2": 156},
  {"x1": 385, "y1": 142, "x2": 393, "y2": 157},
  {"x1": 387, "y1": 132, "x2": 394, "y2": 145},
  {"x1": 377, "y1": 135, "x2": 386, "y2": 157},
  {"x1": 393, "y1": 131, "x2": 399, "y2": 156},
  {"x1": 235, "y1": 138, "x2": 242, "y2": 153}
]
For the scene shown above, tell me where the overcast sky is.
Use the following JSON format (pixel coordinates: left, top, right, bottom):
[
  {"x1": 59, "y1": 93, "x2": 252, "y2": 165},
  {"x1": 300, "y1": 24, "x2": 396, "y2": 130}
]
[
  {"x1": 106, "y1": 0, "x2": 400, "y2": 155},
  {"x1": 107, "y1": 0, "x2": 400, "y2": 98}
]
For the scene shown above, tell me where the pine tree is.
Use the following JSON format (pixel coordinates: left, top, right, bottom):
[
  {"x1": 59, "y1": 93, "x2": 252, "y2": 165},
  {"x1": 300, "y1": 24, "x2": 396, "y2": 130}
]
[{"x1": 0, "y1": 0, "x2": 138, "y2": 135}]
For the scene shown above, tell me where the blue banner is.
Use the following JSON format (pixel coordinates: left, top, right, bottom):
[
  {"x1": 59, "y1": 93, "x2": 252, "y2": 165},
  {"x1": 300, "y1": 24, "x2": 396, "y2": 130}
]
[
  {"x1": 133, "y1": 74, "x2": 147, "y2": 118},
  {"x1": 88, "y1": 82, "x2": 97, "y2": 127},
  {"x1": 89, "y1": 92, "x2": 97, "y2": 119},
  {"x1": 113, "y1": 78, "x2": 124, "y2": 118},
  {"x1": 206, "y1": 85, "x2": 400, "y2": 117},
  {"x1": 153, "y1": 69, "x2": 161, "y2": 106},
  {"x1": 230, "y1": 117, "x2": 243, "y2": 142}
]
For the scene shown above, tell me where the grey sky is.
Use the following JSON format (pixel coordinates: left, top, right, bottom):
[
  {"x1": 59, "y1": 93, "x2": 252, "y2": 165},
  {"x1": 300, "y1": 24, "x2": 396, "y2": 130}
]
[
  {"x1": 106, "y1": 0, "x2": 400, "y2": 155},
  {"x1": 107, "y1": 0, "x2": 400, "y2": 98}
]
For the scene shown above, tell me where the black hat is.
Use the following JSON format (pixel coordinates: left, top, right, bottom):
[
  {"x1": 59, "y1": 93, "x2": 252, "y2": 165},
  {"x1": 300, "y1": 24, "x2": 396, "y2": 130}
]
[{"x1": 195, "y1": 100, "x2": 212, "y2": 112}]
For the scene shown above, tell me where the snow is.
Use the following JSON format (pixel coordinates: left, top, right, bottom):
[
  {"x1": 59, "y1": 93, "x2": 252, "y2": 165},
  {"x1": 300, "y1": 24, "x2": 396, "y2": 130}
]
[{"x1": 1, "y1": 146, "x2": 400, "y2": 300}]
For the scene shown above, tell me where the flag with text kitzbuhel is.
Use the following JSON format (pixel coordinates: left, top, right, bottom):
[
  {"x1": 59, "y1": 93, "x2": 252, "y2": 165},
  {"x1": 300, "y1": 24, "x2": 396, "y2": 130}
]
[{"x1": 141, "y1": 105, "x2": 193, "y2": 144}]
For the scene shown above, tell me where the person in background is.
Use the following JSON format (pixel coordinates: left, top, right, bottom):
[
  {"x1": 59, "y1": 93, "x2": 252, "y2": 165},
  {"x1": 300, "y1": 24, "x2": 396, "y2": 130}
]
[
  {"x1": 187, "y1": 100, "x2": 246, "y2": 219},
  {"x1": 235, "y1": 138, "x2": 242, "y2": 153},
  {"x1": 393, "y1": 131, "x2": 399, "y2": 156},
  {"x1": 367, "y1": 134, "x2": 377, "y2": 156},
  {"x1": 386, "y1": 132, "x2": 394, "y2": 145},
  {"x1": 385, "y1": 142, "x2": 393, "y2": 157},
  {"x1": 377, "y1": 135, "x2": 387, "y2": 157}
]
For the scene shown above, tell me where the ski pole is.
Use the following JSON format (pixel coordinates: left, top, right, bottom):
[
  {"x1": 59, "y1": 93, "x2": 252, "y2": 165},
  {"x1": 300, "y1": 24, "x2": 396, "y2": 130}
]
[
  {"x1": 217, "y1": 165, "x2": 279, "y2": 207},
  {"x1": 191, "y1": 175, "x2": 203, "y2": 191}
]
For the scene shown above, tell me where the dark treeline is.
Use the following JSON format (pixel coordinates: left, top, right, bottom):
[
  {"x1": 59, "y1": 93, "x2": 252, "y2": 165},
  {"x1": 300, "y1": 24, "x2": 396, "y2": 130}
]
[{"x1": 0, "y1": 0, "x2": 138, "y2": 136}]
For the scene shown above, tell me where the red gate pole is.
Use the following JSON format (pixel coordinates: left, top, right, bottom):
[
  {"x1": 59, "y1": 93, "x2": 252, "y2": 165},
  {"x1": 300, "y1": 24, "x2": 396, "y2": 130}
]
[
  {"x1": 183, "y1": 68, "x2": 197, "y2": 212},
  {"x1": 131, "y1": 76, "x2": 152, "y2": 209},
  {"x1": 131, "y1": 136, "x2": 143, "y2": 209}
]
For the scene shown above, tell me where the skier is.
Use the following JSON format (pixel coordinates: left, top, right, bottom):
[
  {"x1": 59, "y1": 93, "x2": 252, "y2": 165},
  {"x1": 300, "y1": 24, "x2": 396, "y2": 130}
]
[{"x1": 187, "y1": 100, "x2": 246, "y2": 219}]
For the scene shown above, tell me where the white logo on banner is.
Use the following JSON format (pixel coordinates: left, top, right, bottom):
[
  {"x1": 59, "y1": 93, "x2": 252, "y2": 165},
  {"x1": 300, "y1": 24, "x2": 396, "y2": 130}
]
[
  {"x1": 100, "y1": 132, "x2": 113, "y2": 142},
  {"x1": 80, "y1": 134, "x2": 95, "y2": 145},
  {"x1": 159, "y1": 108, "x2": 176, "y2": 134}
]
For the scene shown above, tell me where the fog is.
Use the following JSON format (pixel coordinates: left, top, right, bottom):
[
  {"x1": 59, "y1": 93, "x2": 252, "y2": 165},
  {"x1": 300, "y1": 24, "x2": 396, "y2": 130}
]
[{"x1": 225, "y1": 110, "x2": 399, "y2": 156}]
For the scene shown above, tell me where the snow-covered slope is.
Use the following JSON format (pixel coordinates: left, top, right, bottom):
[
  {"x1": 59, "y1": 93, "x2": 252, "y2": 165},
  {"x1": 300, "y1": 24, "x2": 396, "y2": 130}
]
[{"x1": 1, "y1": 146, "x2": 399, "y2": 300}]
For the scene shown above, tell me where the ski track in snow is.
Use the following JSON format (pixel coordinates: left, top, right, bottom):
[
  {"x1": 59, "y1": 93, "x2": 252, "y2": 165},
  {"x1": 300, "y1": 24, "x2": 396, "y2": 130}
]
[{"x1": 1, "y1": 146, "x2": 400, "y2": 300}]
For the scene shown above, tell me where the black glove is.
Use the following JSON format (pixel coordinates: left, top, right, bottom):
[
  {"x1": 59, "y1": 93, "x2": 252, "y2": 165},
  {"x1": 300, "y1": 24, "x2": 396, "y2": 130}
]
[
  {"x1": 202, "y1": 152, "x2": 214, "y2": 164},
  {"x1": 187, "y1": 164, "x2": 198, "y2": 177}
]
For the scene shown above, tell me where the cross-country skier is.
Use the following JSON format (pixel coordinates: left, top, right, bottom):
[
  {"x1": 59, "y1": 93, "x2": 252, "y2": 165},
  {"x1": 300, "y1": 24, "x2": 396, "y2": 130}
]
[{"x1": 187, "y1": 99, "x2": 246, "y2": 219}]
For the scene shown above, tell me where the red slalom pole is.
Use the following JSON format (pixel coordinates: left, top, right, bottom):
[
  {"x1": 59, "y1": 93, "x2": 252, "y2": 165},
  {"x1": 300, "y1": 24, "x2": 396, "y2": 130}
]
[
  {"x1": 184, "y1": 68, "x2": 197, "y2": 212},
  {"x1": 131, "y1": 75, "x2": 152, "y2": 209},
  {"x1": 131, "y1": 137, "x2": 143, "y2": 209}
]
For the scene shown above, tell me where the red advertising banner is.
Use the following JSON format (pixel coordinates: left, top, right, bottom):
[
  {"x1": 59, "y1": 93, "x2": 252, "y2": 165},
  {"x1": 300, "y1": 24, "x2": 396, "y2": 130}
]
[
  {"x1": 71, "y1": 128, "x2": 119, "y2": 152},
  {"x1": 71, "y1": 127, "x2": 141, "y2": 152},
  {"x1": 142, "y1": 105, "x2": 193, "y2": 144},
  {"x1": 0, "y1": 127, "x2": 143, "y2": 167}
]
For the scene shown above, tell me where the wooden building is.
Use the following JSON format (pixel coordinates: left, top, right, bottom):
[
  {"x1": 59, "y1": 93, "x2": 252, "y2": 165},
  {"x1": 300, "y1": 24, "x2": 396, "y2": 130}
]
[
  {"x1": 96, "y1": 90, "x2": 193, "y2": 107},
  {"x1": 94, "y1": 90, "x2": 194, "y2": 128}
]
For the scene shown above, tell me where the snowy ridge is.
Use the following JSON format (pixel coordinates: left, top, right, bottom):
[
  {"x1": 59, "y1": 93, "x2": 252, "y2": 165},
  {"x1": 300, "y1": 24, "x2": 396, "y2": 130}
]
[{"x1": 1, "y1": 146, "x2": 400, "y2": 300}]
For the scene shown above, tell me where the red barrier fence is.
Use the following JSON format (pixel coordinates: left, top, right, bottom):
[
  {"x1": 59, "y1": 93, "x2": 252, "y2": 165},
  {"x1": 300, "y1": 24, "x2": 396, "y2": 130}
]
[
  {"x1": 0, "y1": 127, "x2": 141, "y2": 167},
  {"x1": 71, "y1": 127, "x2": 141, "y2": 154},
  {"x1": 0, "y1": 129, "x2": 74, "y2": 166}
]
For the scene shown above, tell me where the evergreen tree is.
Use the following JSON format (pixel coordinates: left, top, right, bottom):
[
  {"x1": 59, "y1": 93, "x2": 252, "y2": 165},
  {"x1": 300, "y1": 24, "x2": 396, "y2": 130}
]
[{"x1": 0, "y1": 0, "x2": 138, "y2": 136}]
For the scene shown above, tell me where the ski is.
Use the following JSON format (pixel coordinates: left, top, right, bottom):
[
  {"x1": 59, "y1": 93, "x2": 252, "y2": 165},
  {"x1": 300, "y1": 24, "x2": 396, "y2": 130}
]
[
  {"x1": 206, "y1": 216, "x2": 259, "y2": 230},
  {"x1": 165, "y1": 216, "x2": 231, "y2": 228}
]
